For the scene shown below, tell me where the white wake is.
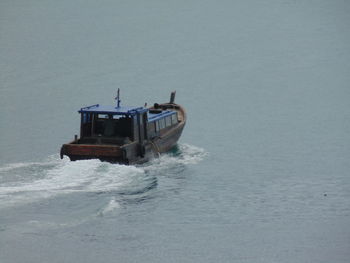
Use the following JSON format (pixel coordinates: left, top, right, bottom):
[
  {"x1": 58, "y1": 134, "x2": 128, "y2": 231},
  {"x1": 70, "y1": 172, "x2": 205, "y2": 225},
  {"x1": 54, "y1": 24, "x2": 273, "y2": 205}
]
[{"x1": 0, "y1": 143, "x2": 207, "y2": 210}]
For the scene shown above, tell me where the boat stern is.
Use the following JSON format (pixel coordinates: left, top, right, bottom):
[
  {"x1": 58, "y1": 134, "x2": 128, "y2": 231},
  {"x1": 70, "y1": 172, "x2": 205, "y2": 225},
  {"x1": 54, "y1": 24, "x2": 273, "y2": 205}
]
[{"x1": 60, "y1": 141, "x2": 146, "y2": 164}]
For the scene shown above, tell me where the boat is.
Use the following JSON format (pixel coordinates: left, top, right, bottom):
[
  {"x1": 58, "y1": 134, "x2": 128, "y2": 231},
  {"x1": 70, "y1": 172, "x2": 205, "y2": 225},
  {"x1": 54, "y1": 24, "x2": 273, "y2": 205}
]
[{"x1": 60, "y1": 90, "x2": 186, "y2": 164}]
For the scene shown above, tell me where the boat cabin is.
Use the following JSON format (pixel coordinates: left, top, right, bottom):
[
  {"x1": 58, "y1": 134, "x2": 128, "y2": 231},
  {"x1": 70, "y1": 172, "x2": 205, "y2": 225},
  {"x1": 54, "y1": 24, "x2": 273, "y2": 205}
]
[{"x1": 77, "y1": 104, "x2": 178, "y2": 146}]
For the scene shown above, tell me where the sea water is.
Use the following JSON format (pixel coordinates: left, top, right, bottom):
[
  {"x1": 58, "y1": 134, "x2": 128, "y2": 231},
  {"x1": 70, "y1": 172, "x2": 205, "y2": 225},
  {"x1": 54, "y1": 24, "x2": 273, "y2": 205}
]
[{"x1": 1, "y1": 1, "x2": 350, "y2": 262}]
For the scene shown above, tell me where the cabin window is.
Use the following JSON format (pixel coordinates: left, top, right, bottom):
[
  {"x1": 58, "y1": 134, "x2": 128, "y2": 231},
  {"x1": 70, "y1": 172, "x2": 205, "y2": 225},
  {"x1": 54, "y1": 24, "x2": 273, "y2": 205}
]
[
  {"x1": 159, "y1": 118, "x2": 165, "y2": 129},
  {"x1": 98, "y1": 114, "x2": 109, "y2": 119},
  {"x1": 155, "y1": 121, "x2": 160, "y2": 132},
  {"x1": 82, "y1": 113, "x2": 91, "y2": 123},
  {"x1": 97, "y1": 114, "x2": 121, "y2": 120},
  {"x1": 171, "y1": 113, "x2": 178, "y2": 124},
  {"x1": 92, "y1": 114, "x2": 133, "y2": 139},
  {"x1": 81, "y1": 113, "x2": 93, "y2": 137},
  {"x1": 165, "y1": 116, "x2": 172, "y2": 127}
]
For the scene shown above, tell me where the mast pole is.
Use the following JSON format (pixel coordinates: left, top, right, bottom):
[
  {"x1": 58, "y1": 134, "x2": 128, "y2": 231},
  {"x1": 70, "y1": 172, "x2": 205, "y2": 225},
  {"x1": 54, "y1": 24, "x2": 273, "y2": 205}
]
[{"x1": 115, "y1": 88, "x2": 121, "y2": 108}]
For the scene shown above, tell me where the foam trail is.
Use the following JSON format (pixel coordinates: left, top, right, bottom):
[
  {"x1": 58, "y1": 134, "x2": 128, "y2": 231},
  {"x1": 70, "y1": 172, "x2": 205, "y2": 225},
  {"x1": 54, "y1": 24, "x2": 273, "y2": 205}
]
[
  {"x1": 0, "y1": 156, "x2": 148, "y2": 209},
  {"x1": 144, "y1": 143, "x2": 208, "y2": 173},
  {"x1": 98, "y1": 198, "x2": 121, "y2": 217},
  {"x1": 0, "y1": 144, "x2": 207, "y2": 209}
]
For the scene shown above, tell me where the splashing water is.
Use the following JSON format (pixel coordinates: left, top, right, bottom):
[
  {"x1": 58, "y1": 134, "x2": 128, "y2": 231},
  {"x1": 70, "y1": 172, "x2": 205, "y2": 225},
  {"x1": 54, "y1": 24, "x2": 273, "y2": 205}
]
[
  {"x1": 0, "y1": 144, "x2": 207, "y2": 210},
  {"x1": 98, "y1": 197, "x2": 121, "y2": 217}
]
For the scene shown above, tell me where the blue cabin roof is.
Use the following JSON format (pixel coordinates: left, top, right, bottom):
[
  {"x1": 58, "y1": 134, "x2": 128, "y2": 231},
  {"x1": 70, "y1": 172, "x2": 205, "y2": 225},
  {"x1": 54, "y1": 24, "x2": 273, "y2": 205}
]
[
  {"x1": 79, "y1": 104, "x2": 176, "y2": 121},
  {"x1": 79, "y1": 104, "x2": 147, "y2": 116}
]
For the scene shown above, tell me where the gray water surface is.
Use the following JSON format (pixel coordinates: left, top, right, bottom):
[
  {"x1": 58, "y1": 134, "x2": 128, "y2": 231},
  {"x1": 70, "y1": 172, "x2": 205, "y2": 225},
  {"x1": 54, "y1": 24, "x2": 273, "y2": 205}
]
[{"x1": 1, "y1": 1, "x2": 350, "y2": 262}]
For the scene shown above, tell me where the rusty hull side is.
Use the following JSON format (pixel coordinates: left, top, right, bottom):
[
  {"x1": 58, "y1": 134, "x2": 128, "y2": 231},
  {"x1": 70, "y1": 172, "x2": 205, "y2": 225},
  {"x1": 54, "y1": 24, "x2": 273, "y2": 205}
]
[
  {"x1": 61, "y1": 141, "x2": 142, "y2": 164},
  {"x1": 60, "y1": 143, "x2": 121, "y2": 162}
]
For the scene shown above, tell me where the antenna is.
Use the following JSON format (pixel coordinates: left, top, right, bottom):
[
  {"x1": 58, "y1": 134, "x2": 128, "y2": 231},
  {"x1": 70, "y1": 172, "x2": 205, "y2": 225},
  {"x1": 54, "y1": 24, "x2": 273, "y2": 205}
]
[{"x1": 115, "y1": 88, "x2": 121, "y2": 108}]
